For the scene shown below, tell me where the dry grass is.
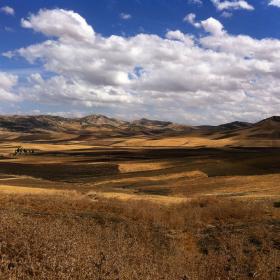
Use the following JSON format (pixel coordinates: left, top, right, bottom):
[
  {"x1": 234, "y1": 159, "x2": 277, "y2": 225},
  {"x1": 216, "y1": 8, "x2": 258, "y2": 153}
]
[
  {"x1": 118, "y1": 161, "x2": 171, "y2": 173},
  {"x1": 0, "y1": 185, "x2": 72, "y2": 195},
  {"x1": 112, "y1": 136, "x2": 235, "y2": 148},
  {"x1": 91, "y1": 170, "x2": 208, "y2": 189},
  {"x1": 172, "y1": 173, "x2": 280, "y2": 198},
  {"x1": 0, "y1": 144, "x2": 279, "y2": 279},
  {"x1": 87, "y1": 191, "x2": 188, "y2": 204},
  {"x1": 0, "y1": 191, "x2": 278, "y2": 280}
]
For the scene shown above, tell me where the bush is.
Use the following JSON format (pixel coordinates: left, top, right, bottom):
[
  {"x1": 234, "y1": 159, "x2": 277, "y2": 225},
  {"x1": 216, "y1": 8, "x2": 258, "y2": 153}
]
[{"x1": 273, "y1": 201, "x2": 280, "y2": 208}]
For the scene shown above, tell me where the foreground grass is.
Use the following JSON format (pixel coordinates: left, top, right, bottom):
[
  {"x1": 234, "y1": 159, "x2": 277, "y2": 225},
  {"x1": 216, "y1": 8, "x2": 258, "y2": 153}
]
[{"x1": 0, "y1": 191, "x2": 279, "y2": 280}]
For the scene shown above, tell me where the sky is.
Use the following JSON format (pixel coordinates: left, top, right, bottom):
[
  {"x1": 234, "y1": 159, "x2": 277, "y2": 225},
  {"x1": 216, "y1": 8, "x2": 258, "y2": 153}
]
[{"x1": 0, "y1": 0, "x2": 280, "y2": 124}]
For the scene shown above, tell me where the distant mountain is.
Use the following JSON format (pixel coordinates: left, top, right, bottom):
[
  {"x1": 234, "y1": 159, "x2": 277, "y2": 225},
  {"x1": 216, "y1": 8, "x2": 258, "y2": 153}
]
[
  {"x1": 0, "y1": 114, "x2": 279, "y2": 142},
  {"x1": 206, "y1": 116, "x2": 280, "y2": 141},
  {"x1": 242, "y1": 116, "x2": 280, "y2": 139},
  {"x1": 132, "y1": 118, "x2": 172, "y2": 127},
  {"x1": 198, "y1": 121, "x2": 252, "y2": 132},
  {"x1": 80, "y1": 115, "x2": 128, "y2": 128},
  {"x1": 130, "y1": 118, "x2": 194, "y2": 134},
  {"x1": 0, "y1": 114, "x2": 192, "y2": 141},
  {"x1": 217, "y1": 121, "x2": 252, "y2": 131},
  {"x1": 255, "y1": 116, "x2": 280, "y2": 127},
  {"x1": 0, "y1": 115, "x2": 70, "y2": 132}
]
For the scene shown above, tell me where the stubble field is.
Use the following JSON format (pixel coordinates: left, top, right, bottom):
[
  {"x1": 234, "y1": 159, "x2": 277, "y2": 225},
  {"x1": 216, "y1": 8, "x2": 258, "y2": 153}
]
[{"x1": 0, "y1": 141, "x2": 279, "y2": 279}]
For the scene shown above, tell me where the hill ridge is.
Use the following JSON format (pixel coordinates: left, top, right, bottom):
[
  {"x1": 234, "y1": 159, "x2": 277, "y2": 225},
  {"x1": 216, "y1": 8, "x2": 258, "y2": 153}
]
[{"x1": 0, "y1": 114, "x2": 279, "y2": 142}]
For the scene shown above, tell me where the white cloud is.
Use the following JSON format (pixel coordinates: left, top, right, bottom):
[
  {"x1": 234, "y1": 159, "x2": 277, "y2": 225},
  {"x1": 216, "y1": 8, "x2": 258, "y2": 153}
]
[
  {"x1": 5, "y1": 8, "x2": 280, "y2": 124},
  {"x1": 269, "y1": 0, "x2": 280, "y2": 7},
  {"x1": 211, "y1": 0, "x2": 254, "y2": 11},
  {"x1": 0, "y1": 73, "x2": 17, "y2": 90},
  {"x1": 183, "y1": 13, "x2": 201, "y2": 28},
  {"x1": 21, "y1": 9, "x2": 95, "y2": 42},
  {"x1": 165, "y1": 30, "x2": 194, "y2": 45},
  {"x1": 0, "y1": 72, "x2": 19, "y2": 102},
  {"x1": 184, "y1": 14, "x2": 225, "y2": 36},
  {"x1": 0, "y1": 6, "x2": 15, "y2": 16},
  {"x1": 201, "y1": 17, "x2": 225, "y2": 36},
  {"x1": 188, "y1": 0, "x2": 203, "y2": 5},
  {"x1": 120, "y1": 13, "x2": 132, "y2": 20},
  {"x1": 4, "y1": 26, "x2": 14, "y2": 32},
  {"x1": 221, "y1": 11, "x2": 233, "y2": 18}
]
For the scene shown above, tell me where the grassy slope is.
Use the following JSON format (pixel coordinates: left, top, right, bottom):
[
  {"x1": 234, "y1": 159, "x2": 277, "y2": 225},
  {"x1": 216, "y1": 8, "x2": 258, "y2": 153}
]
[
  {"x1": 0, "y1": 191, "x2": 279, "y2": 280},
  {"x1": 0, "y1": 142, "x2": 279, "y2": 279}
]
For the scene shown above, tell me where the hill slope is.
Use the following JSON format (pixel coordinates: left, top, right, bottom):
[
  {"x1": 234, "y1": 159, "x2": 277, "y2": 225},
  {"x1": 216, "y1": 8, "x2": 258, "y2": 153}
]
[
  {"x1": 0, "y1": 115, "x2": 193, "y2": 142},
  {"x1": 0, "y1": 115, "x2": 279, "y2": 145}
]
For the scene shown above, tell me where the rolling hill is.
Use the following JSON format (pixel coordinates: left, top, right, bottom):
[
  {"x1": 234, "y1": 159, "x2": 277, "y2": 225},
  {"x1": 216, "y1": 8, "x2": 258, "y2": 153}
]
[
  {"x1": 0, "y1": 114, "x2": 279, "y2": 146},
  {"x1": 0, "y1": 114, "x2": 193, "y2": 142},
  {"x1": 209, "y1": 116, "x2": 280, "y2": 141}
]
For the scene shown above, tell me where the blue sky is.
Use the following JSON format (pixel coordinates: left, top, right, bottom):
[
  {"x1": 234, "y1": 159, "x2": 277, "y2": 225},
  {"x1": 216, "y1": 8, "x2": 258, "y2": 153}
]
[
  {"x1": 1, "y1": 0, "x2": 280, "y2": 52},
  {"x1": 0, "y1": 0, "x2": 280, "y2": 124}
]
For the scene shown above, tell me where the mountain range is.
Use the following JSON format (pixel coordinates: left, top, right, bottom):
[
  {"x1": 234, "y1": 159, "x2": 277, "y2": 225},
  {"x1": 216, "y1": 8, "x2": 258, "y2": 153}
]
[{"x1": 0, "y1": 114, "x2": 279, "y2": 144}]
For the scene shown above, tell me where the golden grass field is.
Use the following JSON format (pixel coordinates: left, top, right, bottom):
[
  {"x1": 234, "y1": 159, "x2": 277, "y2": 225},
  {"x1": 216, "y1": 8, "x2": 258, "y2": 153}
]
[{"x1": 0, "y1": 140, "x2": 279, "y2": 279}]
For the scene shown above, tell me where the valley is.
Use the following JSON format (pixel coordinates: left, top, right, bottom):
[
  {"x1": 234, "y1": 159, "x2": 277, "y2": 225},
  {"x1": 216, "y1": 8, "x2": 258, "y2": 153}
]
[{"x1": 0, "y1": 115, "x2": 279, "y2": 279}]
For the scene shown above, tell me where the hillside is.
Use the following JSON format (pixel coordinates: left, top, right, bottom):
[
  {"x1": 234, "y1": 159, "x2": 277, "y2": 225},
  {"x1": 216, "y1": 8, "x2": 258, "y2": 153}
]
[
  {"x1": 0, "y1": 115, "x2": 279, "y2": 145},
  {"x1": 0, "y1": 114, "x2": 193, "y2": 142},
  {"x1": 208, "y1": 116, "x2": 280, "y2": 141}
]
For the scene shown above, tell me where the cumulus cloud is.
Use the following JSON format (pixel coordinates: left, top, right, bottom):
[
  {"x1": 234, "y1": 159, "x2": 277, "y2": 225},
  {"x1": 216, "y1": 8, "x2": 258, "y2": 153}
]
[
  {"x1": 120, "y1": 13, "x2": 132, "y2": 20},
  {"x1": 0, "y1": 6, "x2": 15, "y2": 15},
  {"x1": 269, "y1": 0, "x2": 280, "y2": 7},
  {"x1": 211, "y1": 0, "x2": 254, "y2": 11},
  {"x1": 184, "y1": 14, "x2": 225, "y2": 36},
  {"x1": 4, "y1": 8, "x2": 280, "y2": 124},
  {"x1": 201, "y1": 17, "x2": 225, "y2": 36},
  {"x1": 0, "y1": 72, "x2": 19, "y2": 101},
  {"x1": 21, "y1": 9, "x2": 95, "y2": 41},
  {"x1": 183, "y1": 13, "x2": 201, "y2": 28}
]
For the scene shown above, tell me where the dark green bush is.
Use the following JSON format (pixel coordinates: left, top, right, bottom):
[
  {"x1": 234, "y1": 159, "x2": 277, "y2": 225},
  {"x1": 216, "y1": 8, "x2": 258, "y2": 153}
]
[{"x1": 273, "y1": 201, "x2": 280, "y2": 208}]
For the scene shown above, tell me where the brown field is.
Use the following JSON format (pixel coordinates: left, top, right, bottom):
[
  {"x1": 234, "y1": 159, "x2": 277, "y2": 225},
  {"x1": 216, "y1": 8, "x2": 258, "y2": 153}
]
[{"x1": 0, "y1": 140, "x2": 279, "y2": 279}]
